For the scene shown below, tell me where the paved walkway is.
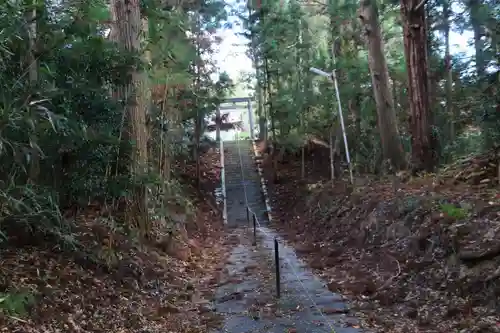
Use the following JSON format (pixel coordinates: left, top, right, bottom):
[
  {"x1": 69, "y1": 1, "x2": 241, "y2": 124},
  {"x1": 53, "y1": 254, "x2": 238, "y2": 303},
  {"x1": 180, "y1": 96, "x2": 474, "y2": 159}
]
[{"x1": 214, "y1": 140, "x2": 364, "y2": 333}]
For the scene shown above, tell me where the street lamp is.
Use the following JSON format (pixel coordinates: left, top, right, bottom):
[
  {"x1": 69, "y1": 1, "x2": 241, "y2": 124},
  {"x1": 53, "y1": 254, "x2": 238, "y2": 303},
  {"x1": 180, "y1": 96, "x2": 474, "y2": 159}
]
[{"x1": 310, "y1": 66, "x2": 354, "y2": 184}]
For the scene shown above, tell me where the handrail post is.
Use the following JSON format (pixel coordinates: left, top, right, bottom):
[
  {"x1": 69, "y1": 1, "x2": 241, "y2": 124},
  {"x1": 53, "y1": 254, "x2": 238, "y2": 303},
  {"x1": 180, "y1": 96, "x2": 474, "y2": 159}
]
[
  {"x1": 274, "y1": 237, "x2": 281, "y2": 298},
  {"x1": 252, "y1": 214, "x2": 257, "y2": 246},
  {"x1": 246, "y1": 206, "x2": 250, "y2": 225}
]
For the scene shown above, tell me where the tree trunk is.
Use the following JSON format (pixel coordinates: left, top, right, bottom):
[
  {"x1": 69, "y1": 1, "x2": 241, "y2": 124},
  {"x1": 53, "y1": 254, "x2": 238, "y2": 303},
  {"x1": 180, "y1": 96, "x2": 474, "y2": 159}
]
[
  {"x1": 426, "y1": 6, "x2": 437, "y2": 112},
  {"x1": 265, "y1": 58, "x2": 277, "y2": 143},
  {"x1": 332, "y1": 125, "x2": 343, "y2": 179},
  {"x1": 330, "y1": 35, "x2": 345, "y2": 180},
  {"x1": 401, "y1": 0, "x2": 436, "y2": 172},
  {"x1": 274, "y1": 68, "x2": 281, "y2": 141},
  {"x1": 443, "y1": 0, "x2": 455, "y2": 140},
  {"x1": 249, "y1": 5, "x2": 265, "y2": 141},
  {"x1": 194, "y1": 13, "x2": 202, "y2": 189},
  {"x1": 25, "y1": 0, "x2": 39, "y2": 183},
  {"x1": 255, "y1": 65, "x2": 266, "y2": 140},
  {"x1": 111, "y1": 0, "x2": 149, "y2": 234},
  {"x1": 348, "y1": 92, "x2": 361, "y2": 172},
  {"x1": 468, "y1": 0, "x2": 486, "y2": 78},
  {"x1": 358, "y1": 0, "x2": 407, "y2": 171}
]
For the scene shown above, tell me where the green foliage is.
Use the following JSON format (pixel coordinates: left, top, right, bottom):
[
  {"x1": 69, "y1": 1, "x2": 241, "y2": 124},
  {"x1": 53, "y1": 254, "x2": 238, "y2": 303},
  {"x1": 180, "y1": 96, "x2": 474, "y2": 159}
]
[
  {"x1": 439, "y1": 203, "x2": 468, "y2": 220},
  {"x1": 215, "y1": 71, "x2": 236, "y2": 101},
  {"x1": 0, "y1": 0, "x2": 230, "y2": 251},
  {"x1": 0, "y1": 183, "x2": 64, "y2": 237},
  {"x1": 0, "y1": 0, "x2": 137, "y2": 243},
  {"x1": 277, "y1": 132, "x2": 305, "y2": 154},
  {"x1": 441, "y1": 129, "x2": 483, "y2": 163},
  {"x1": 243, "y1": 0, "x2": 499, "y2": 172},
  {"x1": 0, "y1": 290, "x2": 35, "y2": 317}
]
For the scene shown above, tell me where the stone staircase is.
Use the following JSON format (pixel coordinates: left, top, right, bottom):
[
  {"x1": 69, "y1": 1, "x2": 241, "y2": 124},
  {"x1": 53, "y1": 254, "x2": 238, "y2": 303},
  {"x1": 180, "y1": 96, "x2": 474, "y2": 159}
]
[
  {"x1": 223, "y1": 140, "x2": 269, "y2": 227},
  {"x1": 216, "y1": 140, "x2": 364, "y2": 333}
]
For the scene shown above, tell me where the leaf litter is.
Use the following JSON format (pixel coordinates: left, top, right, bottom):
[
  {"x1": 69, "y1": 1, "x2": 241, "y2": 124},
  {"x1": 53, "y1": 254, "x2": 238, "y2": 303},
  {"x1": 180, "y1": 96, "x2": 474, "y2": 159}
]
[{"x1": 0, "y1": 147, "x2": 233, "y2": 333}]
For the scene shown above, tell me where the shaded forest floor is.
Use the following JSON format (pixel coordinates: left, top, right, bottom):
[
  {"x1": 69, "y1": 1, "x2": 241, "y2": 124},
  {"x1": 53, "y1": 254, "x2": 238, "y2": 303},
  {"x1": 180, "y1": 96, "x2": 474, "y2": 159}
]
[
  {"x1": 257, "y1": 140, "x2": 500, "y2": 333},
  {"x1": 0, "y1": 147, "x2": 233, "y2": 333}
]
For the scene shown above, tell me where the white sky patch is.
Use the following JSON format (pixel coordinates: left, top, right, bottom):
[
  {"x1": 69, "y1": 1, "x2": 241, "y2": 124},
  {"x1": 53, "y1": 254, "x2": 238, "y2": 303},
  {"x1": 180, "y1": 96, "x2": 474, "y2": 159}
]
[
  {"x1": 213, "y1": 28, "x2": 252, "y2": 81},
  {"x1": 450, "y1": 30, "x2": 474, "y2": 55}
]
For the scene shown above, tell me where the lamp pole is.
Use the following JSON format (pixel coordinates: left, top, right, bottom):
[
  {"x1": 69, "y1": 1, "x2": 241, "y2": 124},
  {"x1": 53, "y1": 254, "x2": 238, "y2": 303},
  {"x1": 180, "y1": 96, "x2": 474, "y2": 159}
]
[{"x1": 310, "y1": 66, "x2": 353, "y2": 184}]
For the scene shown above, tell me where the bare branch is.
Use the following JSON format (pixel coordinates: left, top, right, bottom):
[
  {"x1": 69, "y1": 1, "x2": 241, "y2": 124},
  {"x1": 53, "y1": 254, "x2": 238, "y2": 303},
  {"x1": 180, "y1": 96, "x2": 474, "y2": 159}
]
[{"x1": 413, "y1": 0, "x2": 427, "y2": 12}]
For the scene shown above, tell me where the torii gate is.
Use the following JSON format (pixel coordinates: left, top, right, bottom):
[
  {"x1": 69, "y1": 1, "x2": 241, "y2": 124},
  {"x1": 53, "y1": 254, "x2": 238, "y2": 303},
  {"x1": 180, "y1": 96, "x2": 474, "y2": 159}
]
[{"x1": 215, "y1": 96, "x2": 254, "y2": 141}]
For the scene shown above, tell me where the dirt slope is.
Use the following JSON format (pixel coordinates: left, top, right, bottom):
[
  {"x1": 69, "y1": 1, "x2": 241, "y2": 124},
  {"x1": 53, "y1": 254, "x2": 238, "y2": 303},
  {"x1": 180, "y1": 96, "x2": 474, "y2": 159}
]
[
  {"x1": 259, "y1": 142, "x2": 500, "y2": 333},
  {"x1": 0, "y1": 148, "x2": 231, "y2": 333}
]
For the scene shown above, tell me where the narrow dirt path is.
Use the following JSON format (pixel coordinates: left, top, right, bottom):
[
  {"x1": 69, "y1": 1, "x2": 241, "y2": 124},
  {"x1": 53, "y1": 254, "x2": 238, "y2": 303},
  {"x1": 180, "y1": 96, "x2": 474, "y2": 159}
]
[{"x1": 212, "y1": 139, "x2": 364, "y2": 333}]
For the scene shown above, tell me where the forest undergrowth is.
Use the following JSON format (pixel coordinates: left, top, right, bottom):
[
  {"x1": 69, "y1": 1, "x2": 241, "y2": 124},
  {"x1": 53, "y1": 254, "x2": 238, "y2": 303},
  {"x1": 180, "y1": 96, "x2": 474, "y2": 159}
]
[
  {"x1": 0, "y1": 148, "x2": 231, "y2": 333},
  {"x1": 258, "y1": 140, "x2": 500, "y2": 333}
]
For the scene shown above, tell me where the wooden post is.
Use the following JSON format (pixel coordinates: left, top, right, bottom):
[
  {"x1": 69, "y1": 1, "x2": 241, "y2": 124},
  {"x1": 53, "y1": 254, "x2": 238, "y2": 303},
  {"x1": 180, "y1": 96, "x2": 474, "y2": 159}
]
[
  {"x1": 216, "y1": 105, "x2": 221, "y2": 142},
  {"x1": 248, "y1": 99, "x2": 255, "y2": 139}
]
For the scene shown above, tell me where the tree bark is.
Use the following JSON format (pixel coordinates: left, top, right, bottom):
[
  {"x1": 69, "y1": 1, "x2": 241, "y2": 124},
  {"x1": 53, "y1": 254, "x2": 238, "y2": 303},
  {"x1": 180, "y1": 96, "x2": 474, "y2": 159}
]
[
  {"x1": 443, "y1": 0, "x2": 455, "y2": 140},
  {"x1": 330, "y1": 35, "x2": 345, "y2": 180},
  {"x1": 331, "y1": 124, "x2": 343, "y2": 179},
  {"x1": 468, "y1": 0, "x2": 486, "y2": 78},
  {"x1": 25, "y1": 0, "x2": 39, "y2": 183},
  {"x1": 110, "y1": 0, "x2": 149, "y2": 234},
  {"x1": 401, "y1": 0, "x2": 436, "y2": 172},
  {"x1": 348, "y1": 92, "x2": 362, "y2": 172},
  {"x1": 359, "y1": 0, "x2": 407, "y2": 171},
  {"x1": 249, "y1": 6, "x2": 265, "y2": 140},
  {"x1": 194, "y1": 13, "x2": 202, "y2": 189}
]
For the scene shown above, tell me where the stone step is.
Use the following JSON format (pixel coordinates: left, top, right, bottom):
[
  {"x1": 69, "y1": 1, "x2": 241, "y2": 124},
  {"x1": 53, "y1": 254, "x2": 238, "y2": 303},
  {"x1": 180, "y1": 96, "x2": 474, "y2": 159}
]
[{"x1": 222, "y1": 140, "x2": 269, "y2": 228}]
